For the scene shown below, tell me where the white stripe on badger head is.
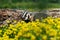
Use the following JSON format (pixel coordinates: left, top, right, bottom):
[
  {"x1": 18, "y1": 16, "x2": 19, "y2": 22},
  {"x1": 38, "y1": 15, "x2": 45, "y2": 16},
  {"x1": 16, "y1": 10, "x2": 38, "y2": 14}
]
[
  {"x1": 24, "y1": 13, "x2": 30, "y2": 20},
  {"x1": 22, "y1": 11, "x2": 28, "y2": 18},
  {"x1": 24, "y1": 13, "x2": 28, "y2": 20},
  {"x1": 25, "y1": 16, "x2": 28, "y2": 20}
]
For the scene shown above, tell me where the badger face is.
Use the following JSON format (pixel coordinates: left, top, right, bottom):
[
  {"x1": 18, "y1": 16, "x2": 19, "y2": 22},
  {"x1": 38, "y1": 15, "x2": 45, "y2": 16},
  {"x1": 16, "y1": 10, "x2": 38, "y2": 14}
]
[
  {"x1": 22, "y1": 11, "x2": 33, "y2": 22},
  {"x1": 22, "y1": 12, "x2": 30, "y2": 20}
]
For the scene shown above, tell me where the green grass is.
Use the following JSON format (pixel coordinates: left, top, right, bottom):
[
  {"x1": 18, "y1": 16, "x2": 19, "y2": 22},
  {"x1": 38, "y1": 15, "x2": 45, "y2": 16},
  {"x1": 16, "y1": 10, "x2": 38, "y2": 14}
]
[
  {"x1": 0, "y1": 2, "x2": 60, "y2": 11},
  {"x1": 47, "y1": 3, "x2": 60, "y2": 8},
  {"x1": 0, "y1": 2, "x2": 40, "y2": 11},
  {"x1": 0, "y1": 2, "x2": 38, "y2": 9}
]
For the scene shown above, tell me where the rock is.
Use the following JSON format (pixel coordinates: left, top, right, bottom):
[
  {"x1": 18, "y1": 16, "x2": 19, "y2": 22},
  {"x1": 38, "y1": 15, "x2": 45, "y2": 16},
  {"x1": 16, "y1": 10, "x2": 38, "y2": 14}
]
[
  {"x1": 46, "y1": 8, "x2": 60, "y2": 18},
  {"x1": 0, "y1": 9, "x2": 24, "y2": 25}
]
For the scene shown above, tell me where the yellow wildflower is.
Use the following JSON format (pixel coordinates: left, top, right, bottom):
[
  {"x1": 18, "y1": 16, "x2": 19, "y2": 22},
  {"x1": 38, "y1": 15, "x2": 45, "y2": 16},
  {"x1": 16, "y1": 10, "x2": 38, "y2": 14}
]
[
  {"x1": 6, "y1": 20, "x2": 10, "y2": 23},
  {"x1": 31, "y1": 35, "x2": 36, "y2": 40},
  {"x1": 57, "y1": 25, "x2": 60, "y2": 29},
  {"x1": 23, "y1": 33, "x2": 31, "y2": 37},
  {"x1": 50, "y1": 37, "x2": 56, "y2": 40},
  {"x1": 42, "y1": 35, "x2": 47, "y2": 40},
  {"x1": 0, "y1": 30, "x2": 2, "y2": 33}
]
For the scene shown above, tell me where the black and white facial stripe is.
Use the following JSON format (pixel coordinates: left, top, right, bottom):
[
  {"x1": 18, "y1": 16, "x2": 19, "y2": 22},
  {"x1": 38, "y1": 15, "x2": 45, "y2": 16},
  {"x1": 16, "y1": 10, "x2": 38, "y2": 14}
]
[
  {"x1": 22, "y1": 11, "x2": 31, "y2": 20},
  {"x1": 22, "y1": 11, "x2": 28, "y2": 18}
]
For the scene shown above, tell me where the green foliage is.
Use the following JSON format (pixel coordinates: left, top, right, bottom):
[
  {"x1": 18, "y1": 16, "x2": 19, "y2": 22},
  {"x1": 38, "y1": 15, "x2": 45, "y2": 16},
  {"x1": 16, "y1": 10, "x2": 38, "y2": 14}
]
[
  {"x1": 0, "y1": 0, "x2": 60, "y2": 9},
  {"x1": 48, "y1": 3, "x2": 60, "y2": 8},
  {"x1": 38, "y1": 0, "x2": 49, "y2": 9}
]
